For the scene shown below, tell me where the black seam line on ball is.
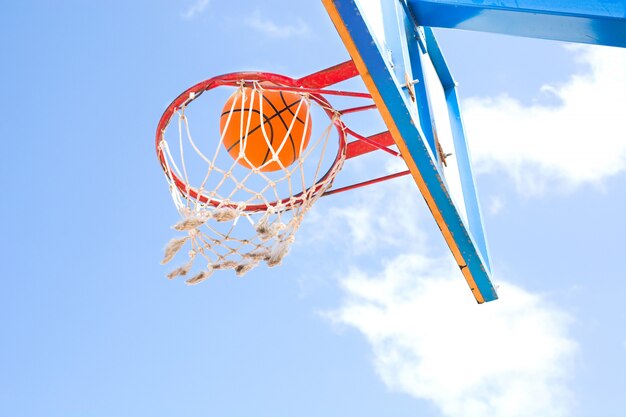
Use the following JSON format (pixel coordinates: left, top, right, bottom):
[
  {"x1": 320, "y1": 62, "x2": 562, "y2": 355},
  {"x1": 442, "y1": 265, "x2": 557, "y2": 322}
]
[
  {"x1": 279, "y1": 92, "x2": 304, "y2": 159},
  {"x1": 224, "y1": 108, "x2": 273, "y2": 154},
  {"x1": 222, "y1": 97, "x2": 304, "y2": 162}
]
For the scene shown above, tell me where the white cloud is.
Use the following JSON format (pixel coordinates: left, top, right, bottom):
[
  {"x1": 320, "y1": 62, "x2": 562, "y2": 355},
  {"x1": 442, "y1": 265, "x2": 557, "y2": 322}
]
[
  {"x1": 464, "y1": 45, "x2": 626, "y2": 195},
  {"x1": 327, "y1": 254, "x2": 577, "y2": 417},
  {"x1": 245, "y1": 11, "x2": 309, "y2": 38},
  {"x1": 305, "y1": 157, "x2": 577, "y2": 416},
  {"x1": 181, "y1": 0, "x2": 210, "y2": 20},
  {"x1": 323, "y1": 184, "x2": 428, "y2": 254},
  {"x1": 302, "y1": 158, "x2": 429, "y2": 256},
  {"x1": 302, "y1": 45, "x2": 622, "y2": 415},
  {"x1": 487, "y1": 195, "x2": 505, "y2": 215}
]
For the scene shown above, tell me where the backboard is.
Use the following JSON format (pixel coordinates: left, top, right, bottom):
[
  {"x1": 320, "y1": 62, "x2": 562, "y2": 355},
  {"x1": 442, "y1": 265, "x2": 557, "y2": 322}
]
[{"x1": 322, "y1": 0, "x2": 498, "y2": 303}]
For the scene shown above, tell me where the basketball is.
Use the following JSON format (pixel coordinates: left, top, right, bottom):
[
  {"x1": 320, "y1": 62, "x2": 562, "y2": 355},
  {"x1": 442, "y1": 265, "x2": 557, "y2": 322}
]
[{"x1": 220, "y1": 88, "x2": 312, "y2": 172}]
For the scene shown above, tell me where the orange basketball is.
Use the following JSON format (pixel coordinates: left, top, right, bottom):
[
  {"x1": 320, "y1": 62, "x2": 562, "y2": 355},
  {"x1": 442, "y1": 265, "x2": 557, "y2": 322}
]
[{"x1": 220, "y1": 88, "x2": 312, "y2": 172}]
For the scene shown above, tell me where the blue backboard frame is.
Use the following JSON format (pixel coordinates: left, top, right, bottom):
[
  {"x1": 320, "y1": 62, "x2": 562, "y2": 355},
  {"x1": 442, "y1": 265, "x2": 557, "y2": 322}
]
[
  {"x1": 409, "y1": 0, "x2": 626, "y2": 48},
  {"x1": 322, "y1": 0, "x2": 498, "y2": 303}
]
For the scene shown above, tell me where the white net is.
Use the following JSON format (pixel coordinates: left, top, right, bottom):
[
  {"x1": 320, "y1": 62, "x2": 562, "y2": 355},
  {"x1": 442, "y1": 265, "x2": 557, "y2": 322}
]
[{"x1": 157, "y1": 81, "x2": 346, "y2": 284}]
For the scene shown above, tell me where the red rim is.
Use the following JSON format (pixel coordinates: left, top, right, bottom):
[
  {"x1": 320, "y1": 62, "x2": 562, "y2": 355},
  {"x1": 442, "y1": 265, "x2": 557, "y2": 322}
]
[{"x1": 156, "y1": 71, "x2": 348, "y2": 212}]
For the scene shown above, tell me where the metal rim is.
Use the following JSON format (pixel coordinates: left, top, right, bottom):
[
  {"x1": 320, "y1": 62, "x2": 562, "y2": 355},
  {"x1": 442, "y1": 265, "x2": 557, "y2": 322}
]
[{"x1": 156, "y1": 71, "x2": 348, "y2": 212}]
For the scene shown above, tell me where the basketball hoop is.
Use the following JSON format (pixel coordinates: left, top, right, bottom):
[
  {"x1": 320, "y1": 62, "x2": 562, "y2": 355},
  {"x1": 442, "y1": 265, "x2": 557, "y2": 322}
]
[{"x1": 156, "y1": 62, "x2": 409, "y2": 284}]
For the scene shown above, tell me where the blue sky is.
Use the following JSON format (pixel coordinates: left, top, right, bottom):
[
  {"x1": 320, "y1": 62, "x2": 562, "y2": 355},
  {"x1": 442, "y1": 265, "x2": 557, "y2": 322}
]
[{"x1": 2, "y1": 1, "x2": 625, "y2": 417}]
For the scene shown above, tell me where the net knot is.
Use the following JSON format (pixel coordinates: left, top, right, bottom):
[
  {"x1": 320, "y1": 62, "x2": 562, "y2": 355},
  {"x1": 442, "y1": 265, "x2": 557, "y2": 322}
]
[
  {"x1": 266, "y1": 236, "x2": 296, "y2": 267},
  {"x1": 214, "y1": 260, "x2": 239, "y2": 270},
  {"x1": 212, "y1": 206, "x2": 241, "y2": 222},
  {"x1": 235, "y1": 261, "x2": 259, "y2": 276},
  {"x1": 173, "y1": 214, "x2": 210, "y2": 231},
  {"x1": 185, "y1": 267, "x2": 213, "y2": 285}
]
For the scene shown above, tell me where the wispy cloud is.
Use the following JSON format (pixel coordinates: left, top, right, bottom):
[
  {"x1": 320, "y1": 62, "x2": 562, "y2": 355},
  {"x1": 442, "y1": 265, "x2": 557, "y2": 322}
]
[
  {"x1": 181, "y1": 0, "x2": 210, "y2": 20},
  {"x1": 327, "y1": 254, "x2": 577, "y2": 417},
  {"x1": 244, "y1": 11, "x2": 310, "y2": 38},
  {"x1": 487, "y1": 195, "x2": 505, "y2": 215},
  {"x1": 298, "y1": 41, "x2": 626, "y2": 417},
  {"x1": 464, "y1": 45, "x2": 626, "y2": 195},
  {"x1": 302, "y1": 160, "x2": 429, "y2": 255},
  {"x1": 305, "y1": 160, "x2": 577, "y2": 416}
]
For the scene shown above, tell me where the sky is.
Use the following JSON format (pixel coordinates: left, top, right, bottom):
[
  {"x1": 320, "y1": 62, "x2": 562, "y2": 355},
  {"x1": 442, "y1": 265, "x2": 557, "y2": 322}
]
[{"x1": 1, "y1": 1, "x2": 625, "y2": 417}]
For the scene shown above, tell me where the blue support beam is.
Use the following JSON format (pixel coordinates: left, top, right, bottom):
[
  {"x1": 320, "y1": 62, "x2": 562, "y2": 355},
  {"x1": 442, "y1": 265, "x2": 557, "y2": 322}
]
[
  {"x1": 408, "y1": 0, "x2": 626, "y2": 47},
  {"x1": 422, "y1": 27, "x2": 491, "y2": 272},
  {"x1": 322, "y1": 0, "x2": 498, "y2": 303}
]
